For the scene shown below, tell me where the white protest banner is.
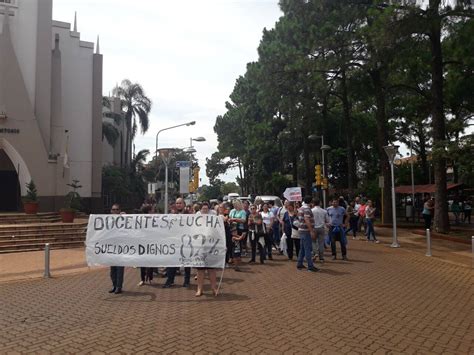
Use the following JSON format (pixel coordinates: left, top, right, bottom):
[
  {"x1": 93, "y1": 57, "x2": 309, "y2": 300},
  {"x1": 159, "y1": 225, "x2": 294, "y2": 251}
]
[
  {"x1": 85, "y1": 214, "x2": 226, "y2": 268},
  {"x1": 283, "y1": 187, "x2": 302, "y2": 202}
]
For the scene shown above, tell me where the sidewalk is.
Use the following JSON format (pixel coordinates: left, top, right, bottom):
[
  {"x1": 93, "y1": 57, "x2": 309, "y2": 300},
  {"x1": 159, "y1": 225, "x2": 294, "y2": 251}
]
[
  {"x1": 0, "y1": 226, "x2": 471, "y2": 284},
  {"x1": 0, "y1": 248, "x2": 104, "y2": 283},
  {"x1": 374, "y1": 227, "x2": 472, "y2": 268},
  {"x1": 0, "y1": 229, "x2": 472, "y2": 354}
]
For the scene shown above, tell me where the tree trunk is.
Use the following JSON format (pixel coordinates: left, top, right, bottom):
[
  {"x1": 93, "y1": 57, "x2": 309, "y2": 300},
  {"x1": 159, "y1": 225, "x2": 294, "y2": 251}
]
[
  {"x1": 341, "y1": 69, "x2": 356, "y2": 190},
  {"x1": 370, "y1": 68, "x2": 392, "y2": 224},
  {"x1": 429, "y1": 4, "x2": 449, "y2": 233},
  {"x1": 237, "y1": 158, "x2": 244, "y2": 196},
  {"x1": 416, "y1": 122, "x2": 429, "y2": 183},
  {"x1": 303, "y1": 117, "x2": 312, "y2": 195}
]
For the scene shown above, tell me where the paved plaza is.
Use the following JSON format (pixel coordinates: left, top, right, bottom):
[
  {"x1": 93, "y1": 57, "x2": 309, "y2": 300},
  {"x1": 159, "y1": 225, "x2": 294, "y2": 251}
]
[{"x1": 0, "y1": 228, "x2": 472, "y2": 354}]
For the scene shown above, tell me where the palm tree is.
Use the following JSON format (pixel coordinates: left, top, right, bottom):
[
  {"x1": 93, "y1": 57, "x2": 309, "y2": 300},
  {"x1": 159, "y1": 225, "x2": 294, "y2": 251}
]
[
  {"x1": 130, "y1": 149, "x2": 150, "y2": 175},
  {"x1": 129, "y1": 149, "x2": 150, "y2": 199},
  {"x1": 112, "y1": 79, "x2": 152, "y2": 166},
  {"x1": 101, "y1": 96, "x2": 123, "y2": 146}
]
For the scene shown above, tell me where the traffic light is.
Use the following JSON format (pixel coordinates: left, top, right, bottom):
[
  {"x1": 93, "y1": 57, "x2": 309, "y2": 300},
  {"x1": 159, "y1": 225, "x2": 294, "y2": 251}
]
[
  {"x1": 193, "y1": 167, "x2": 200, "y2": 190},
  {"x1": 322, "y1": 177, "x2": 328, "y2": 190},
  {"x1": 315, "y1": 164, "x2": 322, "y2": 186}
]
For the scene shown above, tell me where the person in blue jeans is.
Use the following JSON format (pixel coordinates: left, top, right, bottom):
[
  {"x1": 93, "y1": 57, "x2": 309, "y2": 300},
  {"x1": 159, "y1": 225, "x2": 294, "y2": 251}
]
[
  {"x1": 269, "y1": 201, "x2": 281, "y2": 251},
  {"x1": 327, "y1": 199, "x2": 349, "y2": 260},
  {"x1": 365, "y1": 200, "x2": 379, "y2": 243},
  {"x1": 296, "y1": 196, "x2": 319, "y2": 272}
]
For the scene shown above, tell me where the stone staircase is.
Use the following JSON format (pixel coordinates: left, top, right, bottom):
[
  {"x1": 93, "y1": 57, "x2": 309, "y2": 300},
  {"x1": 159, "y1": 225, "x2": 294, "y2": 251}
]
[
  {"x1": 0, "y1": 212, "x2": 62, "y2": 225},
  {"x1": 0, "y1": 221, "x2": 88, "y2": 253}
]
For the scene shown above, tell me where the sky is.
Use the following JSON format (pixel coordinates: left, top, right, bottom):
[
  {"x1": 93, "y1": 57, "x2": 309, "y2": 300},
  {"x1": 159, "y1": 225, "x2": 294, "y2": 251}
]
[{"x1": 53, "y1": 0, "x2": 282, "y2": 185}]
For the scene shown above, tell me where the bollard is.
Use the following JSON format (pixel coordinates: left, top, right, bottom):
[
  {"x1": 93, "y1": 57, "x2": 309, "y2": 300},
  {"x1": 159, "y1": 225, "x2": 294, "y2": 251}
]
[
  {"x1": 425, "y1": 229, "x2": 432, "y2": 257},
  {"x1": 472, "y1": 236, "x2": 474, "y2": 256},
  {"x1": 44, "y1": 243, "x2": 51, "y2": 278}
]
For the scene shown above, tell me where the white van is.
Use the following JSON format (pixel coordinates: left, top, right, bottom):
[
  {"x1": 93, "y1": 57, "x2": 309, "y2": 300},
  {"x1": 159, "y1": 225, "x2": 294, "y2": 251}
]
[{"x1": 223, "y1": 193, "x2": 239, "y2": 202}]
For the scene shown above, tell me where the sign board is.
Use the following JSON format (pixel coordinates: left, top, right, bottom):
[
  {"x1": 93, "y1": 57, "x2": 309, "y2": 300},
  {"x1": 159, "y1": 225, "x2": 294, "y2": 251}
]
[
  {"x1": 283, "y1": 187, "x2": 302, "y2": 202},
  {"x1": 176, "y1": 161, "x2": 191, "y2": 168},
  {"x1": 378, "y1": 176, "x2": 384, "y2": 188},
  {"x1": 85, "y1": 214, "x2": 226, "y2": 268},
  {"x1": 179, "y1": 167, "x2": 190, "y2": 194}
]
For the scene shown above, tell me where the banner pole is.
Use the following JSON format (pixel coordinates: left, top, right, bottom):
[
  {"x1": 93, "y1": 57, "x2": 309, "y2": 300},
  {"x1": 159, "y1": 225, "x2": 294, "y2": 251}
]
[{"x1": 216, "y1": 267, "x2": 225, "y2": 296}]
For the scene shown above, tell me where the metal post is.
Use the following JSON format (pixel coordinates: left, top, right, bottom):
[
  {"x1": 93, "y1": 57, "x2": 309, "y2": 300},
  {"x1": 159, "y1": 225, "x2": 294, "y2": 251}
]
[
  {"x1": 390, "y1": 161, "x2": 400, "y2": 248},
  {"x1": 44, "y1": 243, "x2": 51, "y2": 278},
  {"x1": 164, "y1": 163, "x2": 169, "y2": 214},
  {"x1": 321, "y1": 135, "x2": 326, "y2": 209},
  {"x1": 426, "y1": 229, "x2": 432, "y2": 257},
  {"x1": 471, "y1": 236, "x2": 473, "y2": 256},
  {"x1": 410, "y1": 138, "x2": 415, "y2": 223},
  {"x1": 381, "y1": 187, "x2": 384, "y2": 224}
]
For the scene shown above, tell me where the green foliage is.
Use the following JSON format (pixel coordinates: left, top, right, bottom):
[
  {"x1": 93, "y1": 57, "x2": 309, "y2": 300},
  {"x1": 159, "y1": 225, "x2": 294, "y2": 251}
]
[
  {"x1": 221, "y1": 182, "x2": 240, "y2": 196},
  {"x1": 102, "y1": 166, "x2": 131, "y2": 198},
  {"x1": 199, "y1": 182, "x2": 223, "y2": 201},
  {"x1": 112, "y1": 80, "x2": 152, "y2": 165},
  {"x1": 210, "y1": 0, "x2": 473, "y2": 213},
  {"x1": 64, "y1": 179, "x2": 82, "y2": 211},
  {"x1": 23, "y1": 180, "x2": 38, "y2": 203},
  {"x1": 265, "y1": 173, "x2": 292, "y2": 196},
  {"x1": 102, "y1": 121, "x2": 120, "y2": 146}
]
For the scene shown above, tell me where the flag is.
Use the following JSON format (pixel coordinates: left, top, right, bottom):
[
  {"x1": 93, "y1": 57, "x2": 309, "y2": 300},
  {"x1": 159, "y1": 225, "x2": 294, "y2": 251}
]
[{"x1": 63, "y1": 134, "x2": 70, "y2": 169}]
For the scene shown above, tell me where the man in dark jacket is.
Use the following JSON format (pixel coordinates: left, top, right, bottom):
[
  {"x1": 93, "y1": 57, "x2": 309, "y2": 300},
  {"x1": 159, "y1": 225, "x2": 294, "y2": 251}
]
[
  {"x1": 162, "y1": 197, "x2": 191, "y2": 288},
  {"x1": 109, "y1": 204, "x2": 125, "y2": 294}
]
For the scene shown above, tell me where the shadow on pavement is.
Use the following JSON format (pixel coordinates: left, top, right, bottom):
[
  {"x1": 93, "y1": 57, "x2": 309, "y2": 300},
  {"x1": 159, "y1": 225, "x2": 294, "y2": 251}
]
[
  {"x1": 221, "y1": 277, "x2": 244, "y2": 285},
  {"x1": 173, "y1": 292, "x2": 250, "y2": 303},
  {"x1": 342, "y1": 258, "x2": 373, "y2": 264}
]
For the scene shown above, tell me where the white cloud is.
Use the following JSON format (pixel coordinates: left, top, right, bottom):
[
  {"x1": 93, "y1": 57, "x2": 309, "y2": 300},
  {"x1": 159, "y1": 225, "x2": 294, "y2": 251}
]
[{"x1": 53, "y1": 0, "x2": 281, "y2": 185}]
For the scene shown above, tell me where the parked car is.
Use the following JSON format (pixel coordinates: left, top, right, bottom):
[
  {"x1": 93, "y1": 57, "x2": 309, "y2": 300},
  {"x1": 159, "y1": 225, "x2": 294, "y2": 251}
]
[{"x1": 223, "y1": 193, "x2": 240, "y2": 203}]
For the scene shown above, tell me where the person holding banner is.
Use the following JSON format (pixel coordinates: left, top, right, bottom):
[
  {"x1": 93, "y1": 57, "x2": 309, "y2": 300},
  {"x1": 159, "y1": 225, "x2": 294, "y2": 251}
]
[
  {"x1": 162, "y1": 197, "x2": 192, "y2": 289},
  {"x1": 108, "y1": 204, "x2": 125, "y2": 294},
  {"x1": 138, "y1": 204, "x2": 154, "y2": 286},
  {"x1": 195, "y1": 203, "x2": 219, "y2": 297}
]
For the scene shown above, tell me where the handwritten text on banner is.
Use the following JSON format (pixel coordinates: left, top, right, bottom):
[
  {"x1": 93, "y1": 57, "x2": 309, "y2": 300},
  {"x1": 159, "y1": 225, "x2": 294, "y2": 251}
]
[{"x1": 85, "y1": 214, "x2": 226, "y2": 268}]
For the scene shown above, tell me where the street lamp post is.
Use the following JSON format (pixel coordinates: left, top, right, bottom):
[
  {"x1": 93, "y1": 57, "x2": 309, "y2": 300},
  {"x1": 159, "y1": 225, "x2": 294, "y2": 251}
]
[
  {"x1": 189, "y1": 136, "x2": 206, "y2": 148},
  {"x1": 158, "y1": 148, "x2": 177, "y2": 214},
  {"x1": 154, "y1": 121, "x2": 196, "y2": 212},
  {"x1": 308, "y1": 134, "x2": 331, "y2": 208},
  {"x1": 409, "y1": 134, "x2": 416, "y2": 223},
  {"x1": 185, "y1": 137, "x2": 205, "y2": 198},
  {"x1": 155, "y1": 121, "x2": 196, "y2": 169},
  {"x1": 384, "y1": 145, "x2": 400, "y2": 248}
]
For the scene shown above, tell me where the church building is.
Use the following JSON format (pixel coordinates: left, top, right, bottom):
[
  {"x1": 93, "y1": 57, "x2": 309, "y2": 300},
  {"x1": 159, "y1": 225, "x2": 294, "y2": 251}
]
[{"x1": 0, "y1": 0, "x2": 103, "y2": 212}]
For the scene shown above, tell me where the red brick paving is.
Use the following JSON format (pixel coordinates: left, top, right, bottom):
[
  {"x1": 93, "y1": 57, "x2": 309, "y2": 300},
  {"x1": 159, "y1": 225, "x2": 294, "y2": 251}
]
[{"x1": 0, "y1": 229, "x2": 472, "y2": 354}]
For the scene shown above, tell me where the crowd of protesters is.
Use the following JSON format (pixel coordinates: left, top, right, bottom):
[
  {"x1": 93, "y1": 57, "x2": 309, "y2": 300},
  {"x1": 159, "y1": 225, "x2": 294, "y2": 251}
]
[{"x1": 108, "y1": 193, "x2": 384, "y2": 296}]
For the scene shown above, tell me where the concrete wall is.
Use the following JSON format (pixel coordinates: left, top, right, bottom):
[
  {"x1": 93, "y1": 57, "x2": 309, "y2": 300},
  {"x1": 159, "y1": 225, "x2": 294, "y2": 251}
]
[
  {"x1": 52, "y1": 22, "x2": 94, "y2": 198},
  {"x1": 0, "y1": 2, "x2": 103, "y2": 211},
  {"x1": 1, "y1": 1, "x2": 38, "y2": 109}
]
